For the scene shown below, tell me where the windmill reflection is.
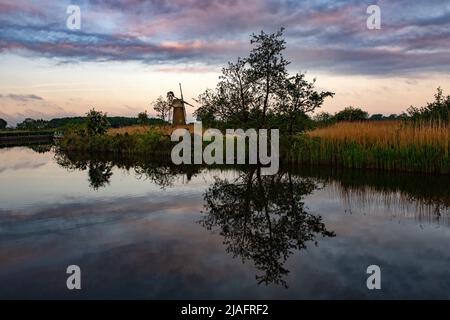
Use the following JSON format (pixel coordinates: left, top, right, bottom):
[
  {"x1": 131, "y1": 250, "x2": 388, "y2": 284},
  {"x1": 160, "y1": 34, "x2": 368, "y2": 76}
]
[{"x1": 200, "y1": 167, "x2": 335, "y2": 287}]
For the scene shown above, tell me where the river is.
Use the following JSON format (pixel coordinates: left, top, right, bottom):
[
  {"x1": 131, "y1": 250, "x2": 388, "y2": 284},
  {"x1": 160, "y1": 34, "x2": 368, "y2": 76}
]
[{"x1": 0, "y1": 146, "x2": 449, "y2": 299}]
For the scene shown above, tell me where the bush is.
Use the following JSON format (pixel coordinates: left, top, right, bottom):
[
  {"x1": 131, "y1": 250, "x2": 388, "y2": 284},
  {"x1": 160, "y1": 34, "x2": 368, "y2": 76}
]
[
  {"x1": 86, "y1": 109, "x2": 110, "y2": 136},
  {"x1": 407, "y1": 87, "x2": 450, "y2": 125},
  {"x1": 334, "y1": 107, "x2": 368, "y2": 122}
]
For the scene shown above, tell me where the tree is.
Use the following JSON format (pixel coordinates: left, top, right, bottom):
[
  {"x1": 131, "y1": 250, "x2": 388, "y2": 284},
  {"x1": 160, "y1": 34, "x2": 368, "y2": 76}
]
[
  {"x1": 137, "y1": 110, "x2": 149, "y2": 125},
  {"x1": 313, "y1": 111, "x2": 335, "y2": 127},
  {"x1": 85, "y1": 109, "x2": 110, "y2": 136},
  {"x1": 247, "y1": 28, "x2": 289, "y2": 127},
  {"x1": 152, "y1": 96, "x2": 171, "y2": 121},
  {"x1": 387, "y1": 114, "x2": 398, "y2": 120},
  {"x1": 194, "y1": 28, "x2": 333, "y2": 131},
  {"x1": 407, "y1": 87, "x2": 450, "y2": 125},
  {"x1": 194, "y1": 58, "x2": 257, "y2": 128},
  {"x1": 276, "y1": 73, "x2": 334, "y2": 133},
  {"x1": 334, "y1": 107, "x2": 368, "y2": 122},
  {"x1": 369, "y1": 114, "x2": 384, "y2": 121},
  {"x1": 314, "y1": 112, "x2": 333, "y2": 122},
  {"x1": 0, "y1": 118, "x2": 6, "y2": 129}
]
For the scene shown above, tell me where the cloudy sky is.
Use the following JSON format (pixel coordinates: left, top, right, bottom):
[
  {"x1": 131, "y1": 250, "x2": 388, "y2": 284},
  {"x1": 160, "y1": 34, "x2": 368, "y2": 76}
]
[{"x1": 0, "y1": 0, "x2": 449, "y2": 125}]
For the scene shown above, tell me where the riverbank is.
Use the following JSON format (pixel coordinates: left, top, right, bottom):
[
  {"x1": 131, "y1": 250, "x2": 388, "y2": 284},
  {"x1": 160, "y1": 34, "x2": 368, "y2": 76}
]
[
  {"x1": 0, "y1": 130, "x2": 55, "y2": 147},
  {"x1": 284, "y1": 121, "x2": 449, "y2": 174},
  {"x1": 56, "y1": 121, "x2": 450, "y2": 174}
]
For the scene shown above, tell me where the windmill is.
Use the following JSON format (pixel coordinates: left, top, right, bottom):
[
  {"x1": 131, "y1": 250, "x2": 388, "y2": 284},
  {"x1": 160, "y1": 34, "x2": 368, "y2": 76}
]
[{"x1": 168, "y1": 83, "x2": 195, "y2": 125}]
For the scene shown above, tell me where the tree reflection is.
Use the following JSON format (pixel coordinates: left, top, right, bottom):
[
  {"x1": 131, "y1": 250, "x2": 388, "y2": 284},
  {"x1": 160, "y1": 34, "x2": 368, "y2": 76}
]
[
  {"x1": 54, "y1": 150, "x2": 202, "y2": 190},
  {"x1": 88, "y1": 161, "x2": 113, "y2": 190},
  {"x1": 54, "y1": 153, "x2": 113, "y2": 190},
  {"x1": 200, "y1": 167, "x2": 335, "y2": 287}
]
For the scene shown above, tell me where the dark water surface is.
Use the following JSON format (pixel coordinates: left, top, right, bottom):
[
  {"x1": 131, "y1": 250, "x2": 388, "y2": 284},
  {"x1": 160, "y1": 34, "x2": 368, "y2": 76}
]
[{"x1": 0, "y1": 146, "x2": 449, "y2": 299}]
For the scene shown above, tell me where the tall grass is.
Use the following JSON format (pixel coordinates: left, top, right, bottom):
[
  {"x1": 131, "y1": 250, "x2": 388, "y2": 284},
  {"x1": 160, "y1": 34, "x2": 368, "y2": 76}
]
[
  {"x1": 58, "y1": 126, "x2": 172, "y2": 154},
  {"x1": 108, "y1": 124, "x2": 195, "y2": 136},
  {"x1": 285, "y1": 121, "x2": 450, "y2": 174}
]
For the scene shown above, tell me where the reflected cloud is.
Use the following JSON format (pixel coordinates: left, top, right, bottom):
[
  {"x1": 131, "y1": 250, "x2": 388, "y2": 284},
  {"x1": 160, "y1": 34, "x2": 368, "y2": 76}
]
[{"x1": 0, "y1": 146, "x2": 51, "y2": 172}]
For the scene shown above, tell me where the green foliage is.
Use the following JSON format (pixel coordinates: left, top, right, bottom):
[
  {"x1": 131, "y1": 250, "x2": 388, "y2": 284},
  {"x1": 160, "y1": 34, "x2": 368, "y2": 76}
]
[
  {"x1": 313, "y1": 112, "x2": 335, "y2": 127},
  {"x1": 58, "y1": 126, "x2": 172, "y2": 155},
  {"x1": 194, "y1": 28, "x2": 333, "y2": 132},
  {"x1": 85, "y1": 109, "x2": 110, "y2": 136},
  {"x1": 137, "y1": 111, "x2": 149, "y2": 125},
  {"x1": 0, "y1": 118, "x2": 7, "y2": 129},
  {"x1": 152, "y1": 96, "x2": 171, "y2": 121},
  {"x1": 407, "y1": 87, "x2": 450, "y2": 125},
  {"x1": 276, "y1": 73, "x2": 334, "y2": 133},
  {"x1": 47, "y1": 116, "x2": 164, "y2": 129},
  {"x1": 283, "y1": 134, "x2": 450, "y2": 174},
  {"x1": 334, "y1": 107, "x2": 368, "y2": 122},
  {"x1": 368, "y1": 113, "x2": 408, "y2": 121},
  {"x1": 17, "y1": 118, "x2": 49, "y2": 130}
]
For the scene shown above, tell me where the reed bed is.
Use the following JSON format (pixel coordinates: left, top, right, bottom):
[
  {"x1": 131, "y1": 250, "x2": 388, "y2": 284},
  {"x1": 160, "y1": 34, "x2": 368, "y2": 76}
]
[
  {"x1": 285, "y1": 121, "x2": 450, "y2": 174},
  {"x1": 107, "y1": 124, "x2": 195, "y2": 136}
]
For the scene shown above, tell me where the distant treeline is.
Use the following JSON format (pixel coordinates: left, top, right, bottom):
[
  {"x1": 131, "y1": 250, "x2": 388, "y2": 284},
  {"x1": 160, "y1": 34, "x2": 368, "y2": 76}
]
[
  {"x1": 311, "y1": 107, "x2": 408, "y2": 128},
  {"x1": 11, "y1": 116, "x2": 165, "y2": 131}
]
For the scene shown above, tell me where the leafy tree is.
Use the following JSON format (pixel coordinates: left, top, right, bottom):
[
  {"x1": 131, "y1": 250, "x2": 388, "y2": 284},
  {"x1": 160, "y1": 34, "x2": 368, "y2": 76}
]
[
  {"x1": 276, "y1": 73, "x2": 334, "y2": 133},
  {"x1": 194, "y1": 89, "x2": 222, "y2": 127},
  {"x1": 247, "y1": 28, "x2": 289, "y2": 126},
  {"x1": 85, "y1": 109, "x2": 110, "y2": 136},
  {"x1": 334, "y1": 107, "x2": 368, "y2": 122},
  {"x1": 0, "y1": 118, "x2": 6, "y2": 129},
  {"x1": 152, "y1": 96, "x2": 171, "y2": 121},
  {"x1": 194, "y1": 28, "x2": 333, "y2": 131},
  {"x1": 137, "y1": 110, "x2": 149, "y2": 125},
  {"x1": 407, "y1": 87, "x2": 450, "y2": 125},
  {"x1": 313, "y1": 111, "x2": 335, "y2": 127},
  {"x1": 369, "y1": 114, "x2": 384, "y2": 121},
  {"x1": 195, "y1": 58, "x2": 257, "y2": 128},
  {"x1": 387, "y1": 114, "x2": 398, "y2": 120}
]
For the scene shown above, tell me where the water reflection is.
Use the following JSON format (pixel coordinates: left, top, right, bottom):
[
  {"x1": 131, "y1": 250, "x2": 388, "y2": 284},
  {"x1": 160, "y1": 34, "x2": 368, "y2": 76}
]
[
  {"x1": 1, "y1": 147, "x2": 450, "y2": 297},
  {"x1": 54, "y1": 151, "x2": 203, "y2": 190},
  {"x1": 200, "y1": 167, "x2": 335, "y2": 287},
  {"x1": 54, "y1": 150, "x2": 450, "y2": 226},
  {"x1": 291, "y1": 167, "x2": 450, "y2": 226},
  {"x1": 52, "y1": 150, "x2": 450, "y2": 286},
  {"x1": 27, "y1": 144, "x2": 53, "y2": 154},
  {"x1": 54, "y1": 151, "x2": 336, "y2": 286}
]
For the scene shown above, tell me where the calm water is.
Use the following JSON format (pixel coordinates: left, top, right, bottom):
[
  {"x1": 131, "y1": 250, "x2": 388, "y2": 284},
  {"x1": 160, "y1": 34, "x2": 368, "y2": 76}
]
[{"x1": 0, "y1": 146, "x2": 449, "y2": 299}]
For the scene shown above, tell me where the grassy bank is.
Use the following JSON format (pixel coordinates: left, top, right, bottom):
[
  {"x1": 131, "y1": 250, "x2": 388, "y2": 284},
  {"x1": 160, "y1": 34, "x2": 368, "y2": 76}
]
[
  {"x1": 284, "y1": 121, "x2": 450, "y2": 174},
  {"x1": 58, "y1": 125, "x2": 173, "y2": 154},
  {"x1": 58, "y1": 121, "x2": 450, "y2": 174}
]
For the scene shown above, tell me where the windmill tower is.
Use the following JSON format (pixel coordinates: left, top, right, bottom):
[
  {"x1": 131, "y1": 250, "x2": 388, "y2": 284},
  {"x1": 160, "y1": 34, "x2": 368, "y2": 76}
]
[{"x1": 169, "y1": 83, "x2": 192, "y2": 125}]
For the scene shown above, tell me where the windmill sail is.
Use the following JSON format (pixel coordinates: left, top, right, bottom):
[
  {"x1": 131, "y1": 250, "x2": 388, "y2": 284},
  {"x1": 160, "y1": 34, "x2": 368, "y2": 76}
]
[{"x1": 179, "y1": 83, "x2": 187, "y2": 122}]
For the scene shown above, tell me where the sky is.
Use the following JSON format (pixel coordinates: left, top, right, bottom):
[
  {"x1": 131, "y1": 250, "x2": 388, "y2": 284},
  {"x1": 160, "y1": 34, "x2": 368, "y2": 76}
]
[{"x1": 0, "y1": 0, "x2": 449, "y2": 126}]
